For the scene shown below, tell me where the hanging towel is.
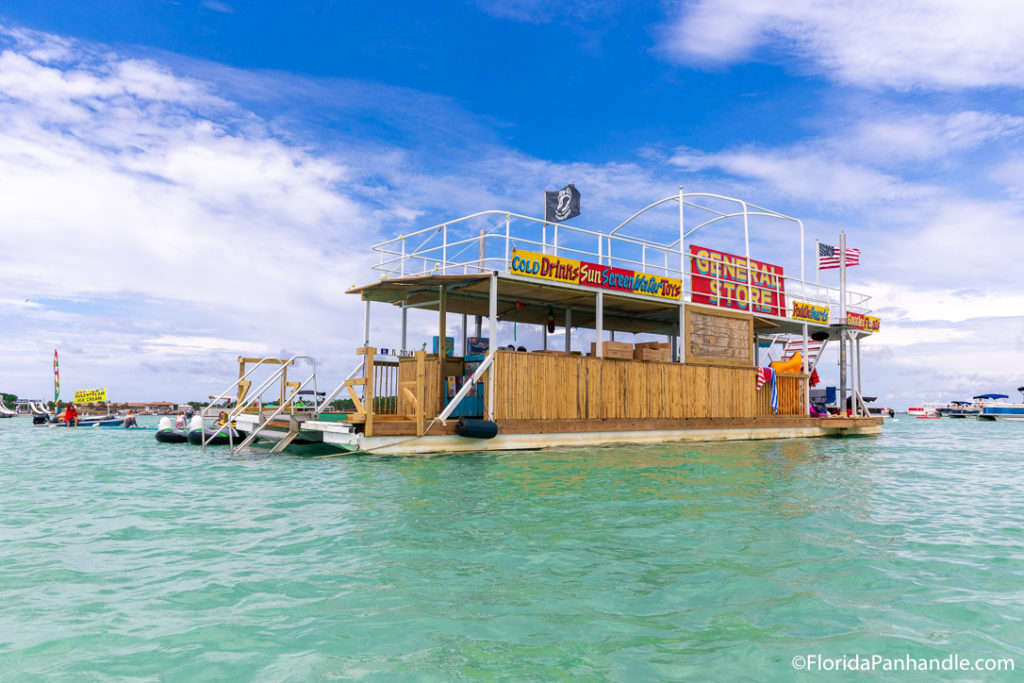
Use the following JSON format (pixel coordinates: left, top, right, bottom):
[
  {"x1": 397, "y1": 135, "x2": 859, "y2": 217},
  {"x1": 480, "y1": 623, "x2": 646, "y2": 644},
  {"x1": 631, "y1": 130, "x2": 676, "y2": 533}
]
[{"x1": 756, "y1": 367, "x2": 779, "y2": 414}]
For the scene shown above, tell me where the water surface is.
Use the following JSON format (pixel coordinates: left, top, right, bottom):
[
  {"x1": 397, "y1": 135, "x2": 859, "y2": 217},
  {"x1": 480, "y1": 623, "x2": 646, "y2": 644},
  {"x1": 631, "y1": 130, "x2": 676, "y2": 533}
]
[{"x1": 1, "y1": 416, "x2": 1022, "y2": 680}]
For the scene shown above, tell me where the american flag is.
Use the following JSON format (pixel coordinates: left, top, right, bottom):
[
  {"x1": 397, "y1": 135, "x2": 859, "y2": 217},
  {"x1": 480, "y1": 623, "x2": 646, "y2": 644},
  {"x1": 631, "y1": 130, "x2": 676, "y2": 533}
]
[{"x1": 818, "y1": 243, "x2": 860, "y2": 269}]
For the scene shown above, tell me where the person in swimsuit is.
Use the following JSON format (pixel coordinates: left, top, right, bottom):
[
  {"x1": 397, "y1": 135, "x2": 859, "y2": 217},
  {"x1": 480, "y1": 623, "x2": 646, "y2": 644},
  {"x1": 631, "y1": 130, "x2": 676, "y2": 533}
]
[{"x1": 122, "y1": 410, "x2": 138, "y2": 428}]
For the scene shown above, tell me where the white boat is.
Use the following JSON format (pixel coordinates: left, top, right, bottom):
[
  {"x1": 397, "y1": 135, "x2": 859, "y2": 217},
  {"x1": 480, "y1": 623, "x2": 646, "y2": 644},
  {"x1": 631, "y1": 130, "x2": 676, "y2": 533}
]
[
  {"x1": 936, "y1": 400, "x2": 980, "y2": 418},
  {"x1": 908, "y1": 406, "x2": 939, "y2": 418},
  {"x1": 976, "y1": 390, "x2": 1024, "y2": 421}
]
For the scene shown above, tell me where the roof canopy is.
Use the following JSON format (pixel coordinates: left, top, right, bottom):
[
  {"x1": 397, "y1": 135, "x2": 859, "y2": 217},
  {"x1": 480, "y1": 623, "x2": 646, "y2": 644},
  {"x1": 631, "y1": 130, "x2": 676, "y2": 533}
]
[{"x1": 350, "y1": 272, "x2": 829, "y2": 337}]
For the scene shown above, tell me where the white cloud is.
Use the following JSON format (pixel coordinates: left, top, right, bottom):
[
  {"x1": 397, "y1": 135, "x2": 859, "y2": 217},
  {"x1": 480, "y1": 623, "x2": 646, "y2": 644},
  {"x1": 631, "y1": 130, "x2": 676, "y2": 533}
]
[
  {"x1": 670, "y1": 146, "x2": 930, "y2": 204},
  {"x1": 846, "y1": 111, "x2": 1024, "y2": 163},
  {"x1": 660, "y1": 0, "x2": 1024, "y2": 90}
]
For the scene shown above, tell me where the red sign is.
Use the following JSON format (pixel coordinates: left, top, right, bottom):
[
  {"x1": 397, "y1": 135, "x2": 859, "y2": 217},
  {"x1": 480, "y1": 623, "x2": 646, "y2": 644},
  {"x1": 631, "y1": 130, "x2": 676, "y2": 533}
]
[{"x1": 689, "y1": 245, "x2": 786, "y2": 315}]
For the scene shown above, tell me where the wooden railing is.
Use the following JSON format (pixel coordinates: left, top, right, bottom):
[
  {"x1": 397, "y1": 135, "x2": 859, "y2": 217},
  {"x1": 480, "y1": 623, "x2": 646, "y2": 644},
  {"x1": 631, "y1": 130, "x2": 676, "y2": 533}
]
[{"x1": 345, "y1": 348, "x2": 426, "y2": 437}]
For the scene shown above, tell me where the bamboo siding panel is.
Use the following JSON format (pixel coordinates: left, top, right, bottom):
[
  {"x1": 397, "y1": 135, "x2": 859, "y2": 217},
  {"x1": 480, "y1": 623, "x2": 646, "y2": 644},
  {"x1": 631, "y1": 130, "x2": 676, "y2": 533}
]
[
  {"x1": 754, "y1": 372, "x2": 806, "y2": 416},
  {"x1": 399, "y1": 356, "x2": 444, "y2": 418},
  {"x1": 492, "y1": 351, "x2": 772, "y2": 421}
]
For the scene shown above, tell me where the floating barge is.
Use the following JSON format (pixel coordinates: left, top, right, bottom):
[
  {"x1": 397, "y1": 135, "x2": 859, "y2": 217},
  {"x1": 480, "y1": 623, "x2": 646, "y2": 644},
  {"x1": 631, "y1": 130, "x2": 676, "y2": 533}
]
[{"x1": 223, "y1": 192, "x2": 882, "y2": 455}]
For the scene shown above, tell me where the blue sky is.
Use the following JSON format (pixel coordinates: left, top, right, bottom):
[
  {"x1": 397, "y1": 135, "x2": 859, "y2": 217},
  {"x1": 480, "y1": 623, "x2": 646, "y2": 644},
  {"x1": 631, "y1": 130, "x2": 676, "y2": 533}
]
[{"x1": 2, "y1": 0, "x2": 1023, "y2": 408}]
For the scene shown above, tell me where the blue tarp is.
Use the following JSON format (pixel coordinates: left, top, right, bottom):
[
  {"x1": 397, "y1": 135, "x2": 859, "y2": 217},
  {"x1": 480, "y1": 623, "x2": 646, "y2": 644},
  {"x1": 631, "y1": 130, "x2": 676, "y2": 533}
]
[{"x1": 972, "y1": 393, "x2": 1009, "y2": 399}]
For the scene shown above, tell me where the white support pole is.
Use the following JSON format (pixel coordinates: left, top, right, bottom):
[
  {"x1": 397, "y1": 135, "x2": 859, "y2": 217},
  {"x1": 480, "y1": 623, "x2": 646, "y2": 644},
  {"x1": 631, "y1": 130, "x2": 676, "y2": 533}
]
[
  {"x1": 488, "y1": 273, "x2": 498, "y2": 420},
  {"x1": 799, "y1": 219, "x2": 805, "y2": 299},
  {"x1": 595, "y1": 291, "x2": 604, "y2": 357},
  {"x1": 565, "y1": 307, "x2": 572, "y2": 353},
  {"x1": 442, "y1": 224, "x2": 448, "y2": 274},
  {"x1": 678, "y1": 186, "x2": 687, "y2": 363},
  {"x1": 362, "y1": 299, "x2": 371, "y2": 393},
  {"x1": 363, "y1": 299, "x2": 371, "y2": 347},
  {"x1": 478, "y1": 227, "x2": 486, "y2": 272},
  {"x1": 856, "y1": 333, "x2": 864, "y2": 416},
  {"x1": 542, "y1": 223, "x2": 547, "y2": 255},
  {"x1": 743, "y1": 201, "x2": 753, "y2": 313},
  {"x1": 553, "y1": 224, "x2": 558, "y2": 257},
  {"x1": 504, "y1": 214, "x2": 510, "y2": 269},
  {"x1": 400, "y1": 237, "x2": 406, "y2": 277},
  {"x1": 462, "y1": 313, "x2": 468, "y2": 356},
  {"x1": 401, "y1": 304, "x2": 408, "y2": 351},
  {"x1": 814, "y1": 239, "x2": 819, "y2": 287},
  {"x1": 802, "y1": 322, "x2": 809, "y2": 415}
]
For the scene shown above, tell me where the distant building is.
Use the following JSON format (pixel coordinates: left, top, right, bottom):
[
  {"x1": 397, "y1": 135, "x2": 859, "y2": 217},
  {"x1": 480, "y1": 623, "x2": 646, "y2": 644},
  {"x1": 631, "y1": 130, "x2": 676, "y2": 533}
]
[{"x1": 123, "y1": 402, "x2": 178, "y2": 414}]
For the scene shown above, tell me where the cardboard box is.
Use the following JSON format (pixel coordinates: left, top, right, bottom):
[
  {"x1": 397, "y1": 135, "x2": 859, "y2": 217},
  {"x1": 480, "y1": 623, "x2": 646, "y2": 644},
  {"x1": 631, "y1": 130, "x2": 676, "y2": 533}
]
[
  {"x1": 634, "y1": 341, "x2": 670, "y2": 351},
  {"x1": 432, "y1": 336, "x2": 454, "y2": 356},
  {"x1": 634, "y1": 347, "x2": 671, "y2": 362},
  {"x1": 467, "y1": 336, "x2": 489, "y2": 354},
  {"x1": 590, "y1": 341, "x2": 634, "y2": 359}
]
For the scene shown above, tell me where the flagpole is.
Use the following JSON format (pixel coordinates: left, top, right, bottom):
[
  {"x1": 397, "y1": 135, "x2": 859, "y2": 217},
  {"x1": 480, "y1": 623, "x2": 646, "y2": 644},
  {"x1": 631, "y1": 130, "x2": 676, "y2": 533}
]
[
  {"x1": 815, "y1": 239, "x2": 820, "y2": 286},
  {"x1": 839, "y1": 231, "x2": 847, "y2": 416}
]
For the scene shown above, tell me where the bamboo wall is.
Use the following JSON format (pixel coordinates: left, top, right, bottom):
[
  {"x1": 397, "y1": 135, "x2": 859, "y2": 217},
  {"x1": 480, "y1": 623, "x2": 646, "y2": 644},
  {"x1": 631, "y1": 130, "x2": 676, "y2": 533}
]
[
  {"x1": 397, "y1": 354, "x2": 462, "y2": 418},
  {"x1": 491, "y1": 351, "x2": 805, "y2": 421}
]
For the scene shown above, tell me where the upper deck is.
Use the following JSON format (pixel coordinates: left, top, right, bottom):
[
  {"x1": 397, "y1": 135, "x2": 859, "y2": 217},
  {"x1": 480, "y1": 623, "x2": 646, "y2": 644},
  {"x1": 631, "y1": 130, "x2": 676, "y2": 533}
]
[{"x1": 365, "y1": 192, "x2": 877, "y2": 335}]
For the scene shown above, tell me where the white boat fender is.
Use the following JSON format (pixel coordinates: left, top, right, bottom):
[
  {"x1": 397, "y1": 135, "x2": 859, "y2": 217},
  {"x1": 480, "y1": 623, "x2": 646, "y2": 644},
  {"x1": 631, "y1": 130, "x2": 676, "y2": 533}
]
[
  {"x1": 188, "y1": 415, "x2": 205, "y2": 433},
  {"x1": 455, "y1": 418, "x2": 498, "y2": 439}
]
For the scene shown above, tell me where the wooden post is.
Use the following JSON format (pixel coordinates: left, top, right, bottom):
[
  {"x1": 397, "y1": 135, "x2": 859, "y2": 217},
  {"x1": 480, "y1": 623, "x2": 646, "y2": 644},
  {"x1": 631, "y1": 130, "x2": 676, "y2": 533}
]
[
  {"x1": 280, "y1": 362, "x2": 288, "y2": 409},
  {"x1": 364, "y1": 347, "x2": 376, "y2": 437},
  {"x1": 415, "y1": 350, "x2": 425, "y2": 435}
]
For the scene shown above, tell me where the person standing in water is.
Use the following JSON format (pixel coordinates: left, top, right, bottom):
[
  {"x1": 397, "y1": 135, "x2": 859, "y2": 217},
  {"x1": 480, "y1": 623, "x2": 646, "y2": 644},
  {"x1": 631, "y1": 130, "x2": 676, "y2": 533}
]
[{"x1": 175, "y1": 410, "x2": 186, "y2": 429}]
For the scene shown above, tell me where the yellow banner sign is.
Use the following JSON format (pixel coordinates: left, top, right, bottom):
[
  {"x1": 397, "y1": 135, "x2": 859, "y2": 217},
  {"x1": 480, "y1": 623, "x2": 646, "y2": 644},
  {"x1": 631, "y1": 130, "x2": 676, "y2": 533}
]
[
  {"x1": 791, "y1": 301, "x2": 829, "y2": 324},
  {"x1": 846, "y1": 312, "x2": 880, "y2": 332},
  {"x1": 510, "y1": 249, "x2": 682, "y2": 300},
  {"x1": 75, "y1": 388, "x2": 108, "y2": 403}
]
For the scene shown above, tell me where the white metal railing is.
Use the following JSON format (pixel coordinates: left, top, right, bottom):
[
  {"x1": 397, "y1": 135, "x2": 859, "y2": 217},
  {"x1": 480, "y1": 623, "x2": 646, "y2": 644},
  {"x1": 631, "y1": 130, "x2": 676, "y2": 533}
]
[
  {"x1": 315, "y1": 359, "x2": 365, "y2": 414},
  {"x1": 370, "y1": 203, "x2": 873, "y2": 321},
  {"x1": 436, "y1": 349, "x2": 496, "y2": 424},
  {"x1": 201, "y1": 356, "x2": 317, "y2": 453}
]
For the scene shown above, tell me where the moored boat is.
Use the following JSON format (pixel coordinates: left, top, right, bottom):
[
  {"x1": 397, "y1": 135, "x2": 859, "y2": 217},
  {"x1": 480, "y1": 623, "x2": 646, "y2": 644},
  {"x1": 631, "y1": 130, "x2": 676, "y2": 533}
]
[
  {"x1": 937, "y1": 400, "x2": 980, "y2": 418},
  {"x1": 976, "y1": 390, "x2": 1024, "y2": 421},
  {"x1": 155, "y1": 416, "x2": 189, "y2": 443},
  {"x1": 185, "y1": 415, "x2": 246, "y2": 446}
]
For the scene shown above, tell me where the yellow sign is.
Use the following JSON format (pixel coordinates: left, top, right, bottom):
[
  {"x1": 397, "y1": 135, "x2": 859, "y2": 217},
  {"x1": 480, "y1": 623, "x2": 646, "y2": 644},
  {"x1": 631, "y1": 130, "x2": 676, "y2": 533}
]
[
  {"x1": 510, "y1": 249, "x2": 682, "y2": 300},
  {"x1": 791, "y1": 301, "x2": 829, "y2": 324},
  {"x1": 74, "y1": 388, "x2": 108, "y2": 403},
  {"x1": 846, "y1": 312, "x2": 881, "y2": 332}
]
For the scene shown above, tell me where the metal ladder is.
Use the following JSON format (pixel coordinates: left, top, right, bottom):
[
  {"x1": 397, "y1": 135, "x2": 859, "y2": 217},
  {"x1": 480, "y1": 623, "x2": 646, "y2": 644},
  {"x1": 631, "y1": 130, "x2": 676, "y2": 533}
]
[{"x1": 203, "y1": 355, "x2": 318, "y2": 455}]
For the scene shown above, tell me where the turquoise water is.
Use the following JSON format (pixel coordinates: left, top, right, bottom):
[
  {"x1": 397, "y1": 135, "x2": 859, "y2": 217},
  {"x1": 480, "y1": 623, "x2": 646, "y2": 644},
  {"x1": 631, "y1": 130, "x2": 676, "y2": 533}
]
[{"x1": 2, "y1": 416, "x2": 1023, "y2": 681}]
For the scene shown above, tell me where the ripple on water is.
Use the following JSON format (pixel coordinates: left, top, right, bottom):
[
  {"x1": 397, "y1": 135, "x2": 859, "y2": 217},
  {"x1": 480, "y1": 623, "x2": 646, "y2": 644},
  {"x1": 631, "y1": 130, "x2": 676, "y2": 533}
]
[{"x1": 2, "y1": 416, "x2": 1024, "y2": 679}]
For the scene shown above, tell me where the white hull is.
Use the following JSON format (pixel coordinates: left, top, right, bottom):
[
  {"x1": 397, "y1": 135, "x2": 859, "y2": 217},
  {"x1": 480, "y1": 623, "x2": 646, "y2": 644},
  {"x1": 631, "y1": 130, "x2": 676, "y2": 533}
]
[{"x1": 295, "y1": 420, "x2": 881, "y2": 456}]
